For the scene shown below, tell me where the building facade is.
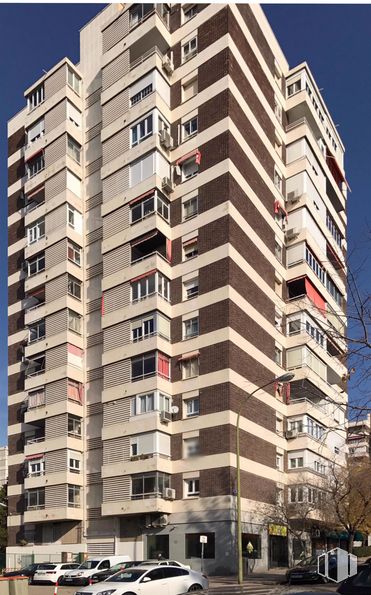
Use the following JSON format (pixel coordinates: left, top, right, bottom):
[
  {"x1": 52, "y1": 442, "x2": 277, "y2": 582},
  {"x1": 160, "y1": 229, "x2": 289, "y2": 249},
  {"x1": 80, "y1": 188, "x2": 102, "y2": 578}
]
[
  {"x1": 347, "y1": 416, "x2": 371, "y2": 459},
  {"x1": 7, "y1": 3, "x2": 347, "y2": 573},
  {"x1": 0, "y1": 447, "x2": 8, "y2": 487}
]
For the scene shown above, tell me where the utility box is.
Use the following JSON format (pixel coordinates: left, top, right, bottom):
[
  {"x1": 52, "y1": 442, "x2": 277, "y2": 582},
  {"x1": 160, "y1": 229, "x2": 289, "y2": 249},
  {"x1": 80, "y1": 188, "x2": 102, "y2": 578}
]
[{"x1": 9, "y1": 578, "x2": 28, "y2": 595}]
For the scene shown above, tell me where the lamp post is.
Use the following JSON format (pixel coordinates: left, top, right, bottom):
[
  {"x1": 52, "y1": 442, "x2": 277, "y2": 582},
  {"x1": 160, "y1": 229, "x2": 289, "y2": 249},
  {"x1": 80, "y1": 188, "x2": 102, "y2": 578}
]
[{"x1": 236, "y1": 372, "x2": 295, "y2": 585}]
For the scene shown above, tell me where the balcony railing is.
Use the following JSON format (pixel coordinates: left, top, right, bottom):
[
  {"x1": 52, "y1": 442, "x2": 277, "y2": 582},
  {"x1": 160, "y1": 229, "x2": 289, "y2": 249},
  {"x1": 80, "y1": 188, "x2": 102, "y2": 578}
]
[
  {"x1": 288, "y1": 397, "x2": 329, "y2": 415},
  {"x1": 25, "y1": 436, "x2": 45, "y2": 445},
  {"x1": 26, "y1": 504, "x2": 45, "y2": 511},
  {"x1": 130, "y1": 46, "x2": 164, "y2": 71},
  {"x1": 26, "y1": 369, "x2": 45, "y2": 379},
  {"x1": 131, "y1": 250, "x2": 169, "y2": 266},
  {"x1": 26, "y1": 301, "x2": 46, "y2": 314}
]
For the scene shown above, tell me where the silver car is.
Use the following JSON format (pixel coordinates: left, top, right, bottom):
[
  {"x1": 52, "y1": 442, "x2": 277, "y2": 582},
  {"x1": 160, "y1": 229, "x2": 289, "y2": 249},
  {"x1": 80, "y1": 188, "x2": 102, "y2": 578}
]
[{"x1": 74, "y1": 564, "x2": 208, "y2": 594}]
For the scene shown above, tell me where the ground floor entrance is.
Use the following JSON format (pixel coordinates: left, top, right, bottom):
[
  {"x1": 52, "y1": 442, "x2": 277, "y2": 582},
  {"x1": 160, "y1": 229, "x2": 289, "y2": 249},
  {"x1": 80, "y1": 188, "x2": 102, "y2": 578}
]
[{"x1": 268, "y1": 534, "x2": 288, "y2": 568}]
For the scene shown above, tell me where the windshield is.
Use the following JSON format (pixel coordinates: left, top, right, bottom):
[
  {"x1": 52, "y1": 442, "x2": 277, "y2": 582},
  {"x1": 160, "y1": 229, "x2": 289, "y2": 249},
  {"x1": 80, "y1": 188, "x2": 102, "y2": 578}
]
[
  {"x1": 109, "y1": 569, "x2": 147, "y2": 583},
  {"x1": 37, "y1": 565, "x2": 57, "y2": 570},
  {"x1": 298, "y1": 556, "x2": 317, "y2": 567},
  {"x1": 79, "y1": 560, "x2": 100, "y2": 570}
]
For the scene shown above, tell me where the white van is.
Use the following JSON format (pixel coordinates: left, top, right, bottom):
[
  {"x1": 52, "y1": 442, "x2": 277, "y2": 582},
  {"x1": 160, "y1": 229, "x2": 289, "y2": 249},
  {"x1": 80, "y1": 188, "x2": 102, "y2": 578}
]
[{"x1": 61, "y1": 555, "x2": 131, "y2": 586}]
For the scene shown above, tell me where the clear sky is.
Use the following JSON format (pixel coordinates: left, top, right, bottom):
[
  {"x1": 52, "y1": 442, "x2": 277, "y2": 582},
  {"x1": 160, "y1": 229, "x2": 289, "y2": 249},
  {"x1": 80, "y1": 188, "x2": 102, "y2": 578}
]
[{"x1": 1, "y1": 3, "x2": 370, "y2": 443}]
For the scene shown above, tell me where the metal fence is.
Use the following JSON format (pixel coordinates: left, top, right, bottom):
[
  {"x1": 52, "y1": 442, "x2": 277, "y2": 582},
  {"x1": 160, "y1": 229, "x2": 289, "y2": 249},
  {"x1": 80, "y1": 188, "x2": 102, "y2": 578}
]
[{"x1": 5, "y1": 552, "x2": 81, "y2": 572}]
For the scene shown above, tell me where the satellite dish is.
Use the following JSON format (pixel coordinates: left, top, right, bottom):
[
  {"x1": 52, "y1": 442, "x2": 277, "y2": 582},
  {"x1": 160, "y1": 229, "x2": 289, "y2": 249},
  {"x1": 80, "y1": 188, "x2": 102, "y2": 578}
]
[{"x1": 171, "y1": 405, "x2": 179, "y2": 414}]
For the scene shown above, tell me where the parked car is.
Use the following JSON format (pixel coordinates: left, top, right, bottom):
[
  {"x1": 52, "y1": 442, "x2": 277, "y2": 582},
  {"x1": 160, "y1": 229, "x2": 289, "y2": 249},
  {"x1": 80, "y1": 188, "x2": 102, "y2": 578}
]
[
  {"x1": 337, "y1": 563, "x2": 371, "y2": 594},
  {"x1": 32, "y1": 562, "x2": 80, "y2": 585},
  {"x1": 61, "y1": 555, "x2": 131, "y2": 586},
  {"x1": 74, "y1": 565, "x2": 208, "y2": 594},
  {"x1": 3, "y1": 563, "x2": 49, "y2": 584},
  {"x1": 90, "y1": 561, "x2": 144, "y2": 584},
  {"x1": 286, "y1": 555, "x2": 327, "y2": 584},
  {"x1": 141, "y1": 560, "x2": 191, "y2": 569}
]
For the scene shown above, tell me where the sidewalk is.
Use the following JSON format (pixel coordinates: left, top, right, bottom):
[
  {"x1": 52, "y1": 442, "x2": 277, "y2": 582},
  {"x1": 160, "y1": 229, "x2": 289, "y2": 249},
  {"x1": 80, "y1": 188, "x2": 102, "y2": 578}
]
[{"x1": 210, "y1": 569, "x2": 287, "y2": 587}]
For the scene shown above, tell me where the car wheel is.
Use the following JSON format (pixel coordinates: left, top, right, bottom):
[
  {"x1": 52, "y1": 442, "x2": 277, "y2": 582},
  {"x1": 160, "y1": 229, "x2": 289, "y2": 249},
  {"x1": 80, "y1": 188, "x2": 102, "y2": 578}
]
[{"x1": 188, "y1": 584, "x2": 203, "y2": 592}]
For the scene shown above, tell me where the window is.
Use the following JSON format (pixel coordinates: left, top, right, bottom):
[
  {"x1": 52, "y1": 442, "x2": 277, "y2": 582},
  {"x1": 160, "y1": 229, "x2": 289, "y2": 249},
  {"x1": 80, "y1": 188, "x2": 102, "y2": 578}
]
[
  {"x1": 131, "y1": 114, "x2": 153, "y2": 147},
  {"x1": 275, "y1": 240, "x2": 283, "y2": 263},
  {"x1": 131, "y1": 272, "x2": 170, "y2": 302},
  {"x1": 68, "y1": 310, "x2": 82, "y2": 334},
  {"x1": 68, "y1": 485, "x2": 81, "y2": 507},
  {"x1": 287, "y1": 80, "x2": 301, "y2": 97},
  {"x1": 289, "y1": 457, "x2": 304, "y2": 469},
  {"x1": 183, "y1": 238, "x2": 198, "y2": 260},
  {"x1": 131, "y1": 83, "x2": 153, "y2": 106},
  {"x1": 129, "y1": 3, "x2": 154, "y2": 28},
  {"x1": 131, "y1": 314, "x2": 157, "y2": 342},
  {"x1": 27, "y1": 85, "x2": 45, "y2": 111},
  {"x1": 68, "y1": 205, "x2": 82, "y2": 231},
  {"x1": 26, "y1": 488, "x2": 45, "y2": 509},
  {"x1": 182, "y1": 37, "x2": 197, "y2": 62},
  {"x1": 183, "y1": 4, "x2": 198, "y2": 21},
  {"x1": 131, "y1": 352, "x2": 170, "y2": 381},
  {"x1": 182, "y1": 357, "x2": 199, "y2": 379},
  {"x1": 132, "y1": 392, "x2": 155, "y2": 416},
  {"x1": 183, "y1": 317, "x2": 199, "y2": 339},
  {"x1": 69, "y1": 454, "x2": 81, "y2": 474},
  {"x1": 183, "y1": 196, "x2": 198, "y2": 220},
  {"x1": 326, "y1": 212, "x2": 342, "y2": 247},
  {"x1": 68, "y1": 416, "x2": 82, "y2": 438},
  {"x1": 185, "y1": 478, "x2": 199, "y2": 497},
  {"x1": 67, "y1": 379, "x2": 83, "y2": 403},
  {"x1": 289, "y1": 420, "x2": 303, "y2": 434},
  {"x1": 28, "y1": 458, "x2": 45, "y2": 477},
  {"x1": 242, "y1": 534, "x2": 261, "y2": 559},
  {"x1": 274, "y1": 345, "x2": 283, "y2": 366},
  {"x1": 186, "y1": 397, "x2": 199, "y2": 417},
  {"x1": 67, "y1": 241, "x2": 81, "y2": 266},
  {"x1": 183, "y1": 117, "x2": 198, "y2": 140},
  {"x1": 130, "y1": 192, "x2": 169, "y2": 224},
  {"x1": 28, "y1": 218, "x2": 45, "y2": 245},
  {"x1": 184, "y1": 278, "x2": 199, "y2": 300},
  {"x1": 67, "y1": 136, "x2": 81, "y2": 164},
  {"x1": 305, "y1": 246, "x2": 326, "y2": 284},
  {"x1": 288, "y1": 318, "x2": 301, "y2": 335},
  {"x1": 326, "y1": 275, "x2": 343, "y2": 306},
  {"x1": 67, "y1": 101, "x2": 81, "y2": 127},
  {"x1": 185, "y1": 533, "x2": 215, "y2": 558},
  {"x1": 28, "y1": 319, "x2": 45, "y2": 343},
  {"x1": 182, "y1": 158, "x2": 198, "y2": 181},
  {"x1": 131, "y1": 472, "x2": 170, "y2": 499},
  {"x1": 28, "y1": 253, "x2": 45, "y2": 276},
  {"x1": 289, "y1": 486, "x2": 304, "y2": 503},
  {"x1": 27, "y1": 153, "x2": 45, "y2": 178},
  {"x1": 314, "y1": 460, "x2": 326, "y2": 474},
  {"x1": 274, "y1": 168, "x2": 283, "y2": 193},
  {"x1": 306, "y1": 319, "x2": 324, "y2": 347},
  {"x1": 25, "y1": 354, "x2": 45, "y2": 378},
  {"x1": 27, "y1": 118, "x2": 45, "y2": 144},
  {"x1": 182, "y1": 76, "x2": 198, "y2": 102},
  {"x1": 184, "y1": 437, "x2": 199, "y2": 458},
  {"x1": 28, "y1": 388, "x2": 45, "y2": 409},
  {"x1": 68, "y1": 68, "x2": 81, "y2": 95},
  {"x1": 68, "y1": 276, "x2": 82, "y2": 300},
  {"x1": 276, "y1": 453, "x2": 283, "y2": 470}
]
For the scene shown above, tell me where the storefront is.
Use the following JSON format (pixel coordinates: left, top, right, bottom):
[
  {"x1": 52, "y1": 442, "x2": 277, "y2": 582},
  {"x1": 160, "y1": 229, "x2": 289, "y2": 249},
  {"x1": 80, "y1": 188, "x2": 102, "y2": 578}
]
[{"x1": 268, "y1": 524, "x2": 288, "y2": 568}]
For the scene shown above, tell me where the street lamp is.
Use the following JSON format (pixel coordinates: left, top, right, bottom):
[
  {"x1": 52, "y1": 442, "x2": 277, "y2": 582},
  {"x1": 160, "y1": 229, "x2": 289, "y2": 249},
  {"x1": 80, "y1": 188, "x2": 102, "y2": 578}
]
[{"x1": 236, "y1": 372, "x2": 295, "y2": 585}]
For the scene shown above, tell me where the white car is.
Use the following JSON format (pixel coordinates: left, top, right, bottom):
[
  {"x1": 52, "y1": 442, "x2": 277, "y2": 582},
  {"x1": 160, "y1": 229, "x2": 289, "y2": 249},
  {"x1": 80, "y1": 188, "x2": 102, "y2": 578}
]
[
  {"x1": 74, "y1": 565, "x2": 208, "y2": 594},
  {"x1": 32, "y1": 562, "x2": 80, "y2": 584},
  {"x1": 140, "y1": 560, "x2": 191, "y2": 569}
]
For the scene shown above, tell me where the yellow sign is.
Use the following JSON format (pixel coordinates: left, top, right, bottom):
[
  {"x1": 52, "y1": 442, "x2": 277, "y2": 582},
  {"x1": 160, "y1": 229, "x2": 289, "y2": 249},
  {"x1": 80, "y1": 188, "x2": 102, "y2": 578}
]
[{"x1": 268, "y1": 524, "x2": 287, "y2": 537}]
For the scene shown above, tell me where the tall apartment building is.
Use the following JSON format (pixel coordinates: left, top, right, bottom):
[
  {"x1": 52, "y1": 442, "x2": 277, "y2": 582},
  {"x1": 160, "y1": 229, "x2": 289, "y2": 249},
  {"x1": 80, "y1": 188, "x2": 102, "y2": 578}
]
[
  {"x1": 7, "y1": 3, "x2": 348, "y2": 572},
  {"x1": 347, "y1": 416, "x2": 371, "y2": 459},
  {"x1": 0, "y1": 447, "x2": 8, "y2": 487}
]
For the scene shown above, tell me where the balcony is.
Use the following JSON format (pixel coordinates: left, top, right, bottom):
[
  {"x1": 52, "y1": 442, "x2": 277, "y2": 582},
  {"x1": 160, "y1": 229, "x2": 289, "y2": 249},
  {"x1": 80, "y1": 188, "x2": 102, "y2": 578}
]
[{"x1": 131, "y1": 230, "x2": 169, "y2": 265}]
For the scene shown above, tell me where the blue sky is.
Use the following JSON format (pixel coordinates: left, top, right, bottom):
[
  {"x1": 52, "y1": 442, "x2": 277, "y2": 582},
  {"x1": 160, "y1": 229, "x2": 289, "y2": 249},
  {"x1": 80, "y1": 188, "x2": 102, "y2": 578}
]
[{"x1": 0, "y1": 4, "x2": 370, "y2": 442}]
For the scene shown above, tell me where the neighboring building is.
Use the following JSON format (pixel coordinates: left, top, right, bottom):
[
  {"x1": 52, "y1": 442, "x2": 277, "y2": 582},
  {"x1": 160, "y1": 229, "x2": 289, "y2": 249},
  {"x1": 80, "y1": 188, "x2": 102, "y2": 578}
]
[
  {"x1": 347, "y1": 415, "x2": 371, "y2": 459},
  {"x1": 0, "y1": 447, "x2": 8, "y2": 487},
  {"x1": 7, "y1": 3, "x2": 347, "y2": 572}
]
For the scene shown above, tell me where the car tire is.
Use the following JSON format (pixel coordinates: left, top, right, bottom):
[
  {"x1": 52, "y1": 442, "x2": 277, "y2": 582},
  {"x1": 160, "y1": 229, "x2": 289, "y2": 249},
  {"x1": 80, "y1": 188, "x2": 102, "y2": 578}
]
[
  {"x1": 188, "y1": 584, "x2": 203, "y2": 592},
  {"x1": 122, "y1": 592, "x2": 136, "y2": 595}
]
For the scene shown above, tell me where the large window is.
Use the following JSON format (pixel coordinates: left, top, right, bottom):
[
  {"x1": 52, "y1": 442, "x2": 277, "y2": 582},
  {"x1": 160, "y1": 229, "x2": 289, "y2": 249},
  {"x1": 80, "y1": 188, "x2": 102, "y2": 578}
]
[
  {"x1": 185, "y1": 478, "x2": 200, "y2": 497},
  {"x1": 182, "y1": 37, "x2": 198, "y2": 63},
  {"x1": 131, "y1": 391, "x2": 171, "y2": 416},
  {"x1": 69, "y1": 452, "x2": 81, "y2": 474},
  {"x1": 183, "y1": 317, "x2": 199, "y2": 339},
  {"x1": 242, "y1": 534, "x2": 262, "y2": 559},
  {"x1": 305, "y1": 246, "x2": 326, "y2": 284},
  {"x1": 68, "y1": 310, "x2": 82, "y2": 334},
  {"x1": 28, "y1": 457, "x2": 45, "y2": 477},
  {"x1": 27, "y1": 85, "x2": 44, "y2": 111},
  {"x1": 131, "y1": 83, "x2": 153, "y2": 106},
  {"x1": 68, "y1": 485, "x2": 81, "y2": 507},
  {"x1": 67, "y1": 68, "x2": 81, "y2": 95},
  {"x1": 27, "y1": 153, "x2": 45, "y2": 179},
  {"x1": 185, "y1": 533, "x2": 215, "y2": 559},
  {"x1": 185, "y1": 397, "x2": 199, "y2": 417},
  {"x1": 67, "y1": 241, "x2": 81, "y2": 266},
  {"x1": 181, "y1": 356, "x2": 199, "y2": 379},
  {"x1": 183, "y1": 196, "x2": 198, "y2": 221},
  {"x1": 129, "y1": 3, "x2": 154, "y2": 28},
  {"x1": 183, "y1": 116, "x2": 198, "y2": 140},
  {"x1": 67, "y1": 379, "x2": 83, "y2": 403},
  {"x1": 326, "y1": 275, "x2": 343, "y2": 306},
  {"x1": 183, "y1": 238, "x2": 198, "y2": 260},
  {"x1": 130, "y1": 191, "x2": 169, "y2": 224},
  {"x1": 182, "y1": 158, "x2": 198, "y2": 181},
  {"x1": 131, "y1": 472, "x2": 170, "y2": 499},
  {"x1": 183, "y1": 278, "x2": 199, "y2": 300},
  {"x1": 27, "y1": 218, "x2": 45, "y2": 245},
  {"x1": 68, "y1": 205, "x2": 82, "y2": 232},
  {"x1": 326, "y1": 212, "x2": 342, "y2": 247},
  {"x1": 68, "y1": 415, "x2": 82, "y2": 438},
  {"x1": 131, "y1": 114, "x2": 153, "y2": 147},
  {"x1": 27, "y1": 118, "x2": 45, "y2": 145},
  {"x1": 26, "y1": 488, "x2": 45, "y2": 509},
  {"x1": 28, "y1": 319, "x2": 45, "y2": 343},
  {"x1": 131, "y1": 352, "x2": 170, "y2": 381},
  {"x1": 67, "y1": 136, "x2": 81, "y2": 164},
  {"x1": 28, "y1": 253, "x2": 45, "y2": 276},
  {"x1": 131, "y1": 271, "x2": 170, "y2": 302},
  {"x1": 68, "y1": 275, "x2": 82, "y2": 300},
  {"x1": 183, "y1": 4, "x2": 198, "y2": 21}
]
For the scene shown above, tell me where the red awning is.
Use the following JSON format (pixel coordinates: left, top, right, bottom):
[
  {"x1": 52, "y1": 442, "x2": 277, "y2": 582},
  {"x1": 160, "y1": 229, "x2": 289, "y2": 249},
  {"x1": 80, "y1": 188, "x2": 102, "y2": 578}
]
[
  {"x1": 25, "y1": 454, "x2": 43, "y2": 460},
  {"x1": 176, "y1": 149, "x2": 201, "y2": 166},
  {"x1": 305, "y1": 278, "x2": 326, "y2": 316},
  {"x1": 327, "y1": 242, "x2": 344, "y2": 270},
  {"x1": 182, "y1": 237, "x2": 197, "y2": 247},
  {"x1": 130, "y1": 269, "x2": 156, "y2": 283},
  {"x1": 131, "y1": 231, "x2": 158, "y2": 247},
  {"x1": 26, "y1": 184, "x2": 44, "y2": 199},
  {"x1": 326, "y1": 150, "x2": 351, "y2": 191},
  {"x1": 177, "y1": 350, "x2": 200, "y2": 362},
  {"x1": 25, "y1": 148, "x2": 43, "y2": 163},
  {"x1": 128, "y1": 188, "x2": 155, "y2": 206}
]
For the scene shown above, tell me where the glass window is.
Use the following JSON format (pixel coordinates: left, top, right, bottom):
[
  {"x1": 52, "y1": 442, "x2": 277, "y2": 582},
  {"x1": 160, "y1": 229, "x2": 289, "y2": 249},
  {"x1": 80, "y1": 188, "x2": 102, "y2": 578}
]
[
  {"x1": 27, "y1": 85, "x2": 45, "y2": 111},
  {"x1": 242, "y1": 534, "x2": 262, "y2": 559},
  {"x1": 68, "y1": 416, "x2": 82, "y2": 437},
  {"x1": 183, "y1": 239, "x2": 198, "y2": 260},
  {"x1": 183, "y1": 4, "x2": 198, "y2": 21},
  {"x1": 28, "y1": 253, "x2": 45, "y2": 276},
  {"x1": 68, "y1": 275, "x2": 82, "y2": 300},
  {"x1": 131, "y1": 114, "x2": 153, "y2": 147},
  {"x1": 28, "y1": 458, "x2": 45, "y2": 477},
  {"x1": 131, "y1": 272, "x2": 169, "y2": 302},
  {"x1": 27, "y1": 118, "x2": 45, "y2": 144},
  {"x1": 131, "y1": 83, "x2": 153, "y2": 106},
  {"x1": 69, "y1": 454, "x2": 81, "y2": 474},
  {"x1": 131, "y1": 352, "x2": 156, "y2": 381},
  {"x1": 130, "y1": 192, "x2": 169, "y2": 224},
  {"x1": 27, "y1": 488, "x2": 45, "y2": 509},
  {"x1": 182, "y1": 77, "x2": 198, "y2": 102},
  {"x1": 182, "y1": 357, "x2": 199, "y2": 379},
  {"x1": 186, "y1": 398, "x2": 199, "y2": 417},
  {"x1": 183, "y1": 196, "x2": 198, "y2": 220},
  {"x1": 274, "y1": 168, "x2": 283, "y2": 193},
  {"x1": 182, "y1": 37, "x2": 198, "y2": 63},
  {"x1": 27, "y1": 218, "x2": 45, "y2": 245},
  {"x1": 185, "y1": 533, "x2": 215, "y2": 558},
  {"x1": 67, "y1": 241, "x2": 81, "y2": 266},
  {"x1": 28, "y1": 319, "x2": 45, "y2": 343},
  {"x1": 68, "y1": 485, "x2": 81, "y2": 507},
  {"x1": 182, "y1": 158, "x2": 198, "y2": 181},
  {"x1": 183, "y1": 116, "x2": 198, "y2": 140},
  {"x1": 184, "y1": 278, "x2": 199, "y2": 299},
  {"x1": 184, "y1": 437, "x2": 199, "y2": 458},
  {"x1": 67, "y1": 136, "x2": 81, "y2": 164},
  {"x1": 183, "y1": 317, "x2": 199, "y2": 339},
  {"x1": 68, "y1": 68, "x2": 81, "y2": 95},
  {"x1": 27, "y1": 153, "x2": 45, "y2": 178},
  {"x1": 185, "y1": 478, "x2": 200, "y2": 496},
  {"x1": 68, "y1": 310, "x2": 82, "y2": 334},
  {"x1": 131, "y1": 472, "x2": 170, "y2": 499},
  {"x1": 287, "y1": 80, "x2": 301, "y2": 97}
]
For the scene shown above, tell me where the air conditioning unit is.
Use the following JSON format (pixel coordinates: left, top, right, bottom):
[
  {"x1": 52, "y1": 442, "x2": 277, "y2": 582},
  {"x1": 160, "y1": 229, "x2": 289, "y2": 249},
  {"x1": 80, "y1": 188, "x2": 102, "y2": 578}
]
[
  {"x1": 286, "y1": 430, "x2": 297, "y2": 439},
  {"x1": 162, "y1": 177, "x2": 174, "y2": 193},
  {"x1": 285, "y1": 227, "x2": 300, "y2": 241},
  {"x1": 163, "y1": 487, "x2": 176, "y2": 500},
  {"x1": 162, "y1": 55, "x2": 174, "y2": 75},
  {"x1": 159, "y1": 129, "x2": 173, "y2": 150},
  {"x1": 160, "y1": 410, "x2": 172, "y2": 423},
  {"x1": 152, "y1": 514, "x2": 169, "y2": 528},
  {"x1": 286, "y1": 190, "x2": 301, "y2": 205}
]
